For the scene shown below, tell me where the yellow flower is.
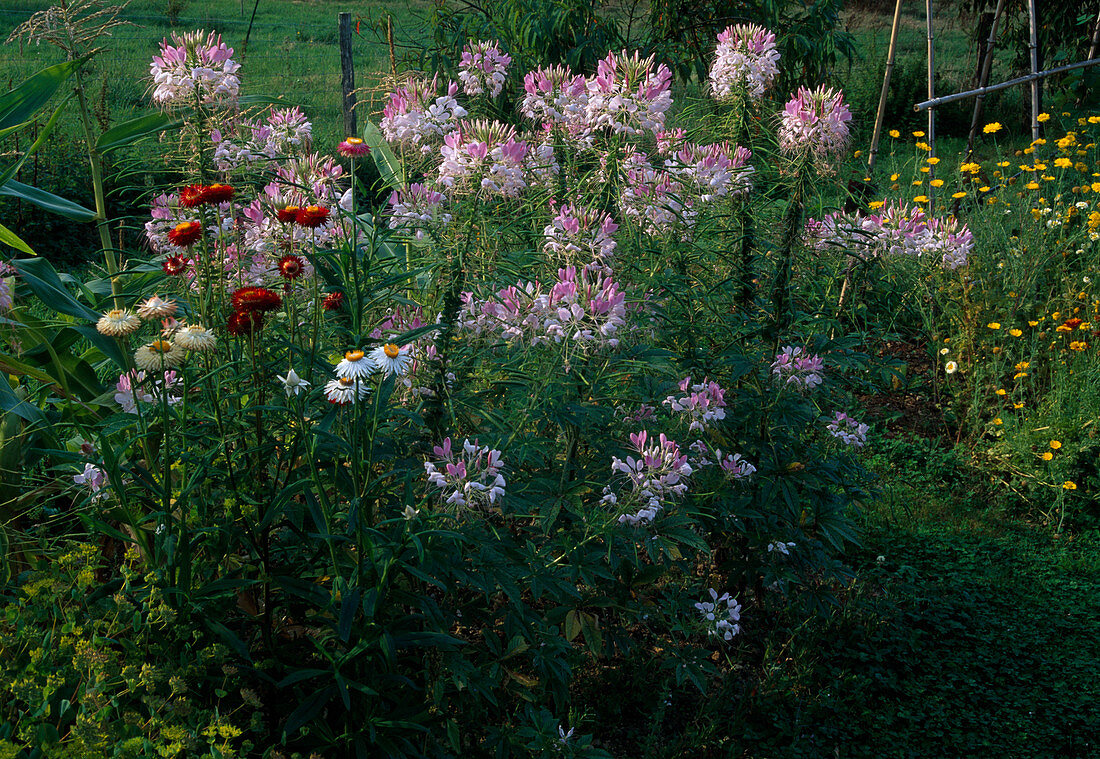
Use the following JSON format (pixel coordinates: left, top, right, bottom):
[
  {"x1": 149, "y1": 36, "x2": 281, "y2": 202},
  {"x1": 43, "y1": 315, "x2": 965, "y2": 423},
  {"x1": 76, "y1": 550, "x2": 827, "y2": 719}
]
[
  {"x1": 1063, "y1": 481, "x2": 1077, "y2": 490},
  {"x1": 890, "y1": 173, "x2": 900, "y2": 181},
  {"x1": 987, "y1": 322, "x2": 1001, "y2": 329},
  {"x1": 997, "y1": 161, "x2": 1011, "y2": 167},
  {"x1": 914, "y1": 195, "x2": 929, "y2": 203},
  {"x1": 912, "y1": 180, "x2": 924, "y2": 186},
  {"x1": 1070, "y1": 340, "x2": 1088, "y2": 351},
  {"x1": 913, "y1": 130, "x2": 926, "y2": 137},
  {"x1": 993, "y1": 417, "x2": 1003, "y2": 425},
  {"x1": 889, "y1": 129, "x2": 900, "y2": 138},
  {"x1": 1037, "y1": 112, "x2": 1050, "y2": 123},
  {"x1": 1026, "y1": 182, "x2": 1041, "y2": 190},
  {"x1": 1014, "y1": 372, "x2": 1028, "y2": 379},
  {"x1": 930, "y1": 179, "x2": 944, "y2": 187},
  {"x1": 983, "y1": 122, "x2": 1003, "y2": 134},
  {"x1": 1009, "y1": 328, "x2": 1022, "y2": 337},
  {"x1": 927, "y1": 157, "x2": 941, "y2": 165},
  {"x1": 1092, "y1": 183, "x2": 1100, "y2": 193},
  {"x1": 1055, "y1": 157, "x2": 1073, "y2": 169},
  {"x1": 952, "y1": 191, "x2": 967, "y2": 199},
  {"x1": 995, "y1": 388, "x2": 1006, "y2": 396},
  {"x1": 1028, "y1": 321, "x2": 1038, "y2": 326},
  {"x1": 916, "y1": 142, "x2": 932, "y2": 152},
  {"x1": 1015, "y1": 361, "x2": 1030, "y2": 370},
  {"x1": 1042, "y1": 451, "x2": 1053, "y2": 461},
  {"x1": 1050, "y1": 440, "x2": 1062, "y2": 449},
  {"x1": 1013, "y1": 402, "x2": 1024, "y2": 409},
  {"x1": 979, "y1": 186, "x2": 991, "y2": 193},
  {"x1": 868, "y1": 200, "x2": 885, "y2": 210}
]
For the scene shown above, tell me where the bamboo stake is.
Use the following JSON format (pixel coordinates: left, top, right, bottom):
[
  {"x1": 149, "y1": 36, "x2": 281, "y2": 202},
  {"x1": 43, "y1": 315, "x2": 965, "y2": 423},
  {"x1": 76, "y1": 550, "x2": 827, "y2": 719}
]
[
  {"x1": 915, "y1": 57, "x2": 1100, "y2": 110},
  {"x1": 1028, "y1": 0, "x2": 1040, "y2": 141},
  {"x1": 926, "y1": 0, "x2": 936, "y2": 202},
  {"x1": 1089, "y1": 9, "x2": 1100, "y2": 61},
  {"x1": 867, "y1": 0, "x2": 904, "y2": 173},
  {"x1": 339, "y1": 12, "x2": 357, "y2": 138},
  {"x1": 965, "y1": 0, "x2": 1006, "y2": 158}
]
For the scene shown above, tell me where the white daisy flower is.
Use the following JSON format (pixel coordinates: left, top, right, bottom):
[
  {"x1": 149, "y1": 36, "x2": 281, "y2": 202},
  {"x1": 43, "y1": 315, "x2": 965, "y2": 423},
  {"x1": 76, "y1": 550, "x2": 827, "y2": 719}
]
[
  {"x1": 370, "y1": 343, "x2": 412, "y2": 376},
  {"x1": 335, "y1": 349, "x2": 376, "y2": 381},
  {"x1": 133, "y1": 339, "x2": 184, "y2": 370},
  {"x1": 96, "y1": 309, "x2": 142, "y2": 336},
  {"x1": 175, "y1": 324, "x2": 217, "y2": 352},
  {"x1": 945, "y1": 360, "x2": 958, "y2": 374},
  {"x1": 278, "y1": 368, "x2": 310, "y2": 397},
  {"x1": 324, "y1": 376, "x2": 369, "y2": 404}
]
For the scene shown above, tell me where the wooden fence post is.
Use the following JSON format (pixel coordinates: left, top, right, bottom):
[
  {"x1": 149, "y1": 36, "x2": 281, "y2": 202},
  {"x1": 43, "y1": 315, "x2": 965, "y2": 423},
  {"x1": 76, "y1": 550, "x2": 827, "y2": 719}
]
[{"x1": 339, "y1": 11, "x2": 357, "y2": 138}]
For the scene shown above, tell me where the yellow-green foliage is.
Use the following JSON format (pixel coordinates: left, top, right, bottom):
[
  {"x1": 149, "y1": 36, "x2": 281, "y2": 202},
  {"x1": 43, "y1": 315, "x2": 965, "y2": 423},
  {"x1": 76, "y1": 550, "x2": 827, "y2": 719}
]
[{"x1": 0, "y1": 544, "x2": 255, "y2": 758}]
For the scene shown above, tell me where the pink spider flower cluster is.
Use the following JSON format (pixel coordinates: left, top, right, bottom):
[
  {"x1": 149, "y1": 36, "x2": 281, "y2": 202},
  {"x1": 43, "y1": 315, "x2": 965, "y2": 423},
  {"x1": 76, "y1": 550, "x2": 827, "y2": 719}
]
[
  {"x1": 388, "y1": 183, "x2": 451, "y2": 240},
  {"x1": 778, "y1": 86, "x2": 852, "y2": 160},
  {"x1": 601, "y1": 430, "x2": 693, "y2": 527},
  {"x1": 688, "y1": 440, "x2": 757, "y2": 480},
  {"x1": 458, "y1": 40, "x2": 512, "y2": 98},
  {"x1": 73, "y1": 463, "x2": 109, "y2": 502},
  {"x1": 520, "y1": 65, "x2": 589, "y2": 132},
  {"x1": 212, "y1": 106, "x2": 313, "y2": 168},
  {"x1": 664, "y1": 141, "x2": 754, "y2": 203},
  {"x1": 585, "y1": 50, "x2": 673, "y2": 136},
  {"x1": 114, "y1": 370, "x2": 182, "y2": 414},
  {"x1": 424, "y1": 437, "x2": 506, "y2": 508},
  {"x1": 543, "y1": 204, "x2": 619, "y2": 264},
  {"x1": 805, "y1": 202, "x2": 973, "y2": 270},
  {"x1": 771, "y1": 346, "x2": 824, "y2": 390},
  {"x1": 695, "y1": 588, "x2": 742, "y2": 641},
  {"x1": 150, "y1": 30, "x2": 240, "y2": 108},
  {"x1": 709, "y1": 24, "x2": 780, "y2": 99},
  {"x1": 438, "y1": 120, "x2": 533, "y2": 197},
  {"x1": 826, "y1": 411, "x2": 869, "y2": 447},
  {"x1": 380, "y1": 76, "x2": 468, "y2": 152},
  {"x1": 664, "y1": 376, "x2": 727, "y2": 433}
]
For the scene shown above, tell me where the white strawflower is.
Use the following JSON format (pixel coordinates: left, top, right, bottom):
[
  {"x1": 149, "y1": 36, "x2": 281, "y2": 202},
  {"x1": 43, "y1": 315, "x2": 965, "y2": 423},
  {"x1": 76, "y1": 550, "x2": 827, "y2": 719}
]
[
  {"x1": 335, "y1": 349, "x2": 376, "y2": 381},
  {"x1": 133, "y1": 339, "x2": 184, "y2": 370},
  {"x1": 136, "y1": 295, "x2": 178, "y2": 320},
  {"x1": 370, "y1": 343, "x2": 412, "y2": 377},
  {"x1": 278, "y1": 368, "x2": 310, "y2": 397},
  {"x1": 175, "y1": 324, "x2": 217, "y2": 352},
  {"x1": 324, "y1": 376, "x2": 369, "y2": 404},
  {"x1": 96, "y1": 309, "x2": 142, "y2": 337}
]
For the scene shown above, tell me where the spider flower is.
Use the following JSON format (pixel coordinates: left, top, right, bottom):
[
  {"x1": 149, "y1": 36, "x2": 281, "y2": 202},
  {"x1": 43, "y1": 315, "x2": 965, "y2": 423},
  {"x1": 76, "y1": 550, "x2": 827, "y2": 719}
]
[
  {"x1": 709, "y1": 24, "x2": 780, "y2": 99},
  {"x1": 778, "y1": 86, "x2": 852, "y2": 160}
]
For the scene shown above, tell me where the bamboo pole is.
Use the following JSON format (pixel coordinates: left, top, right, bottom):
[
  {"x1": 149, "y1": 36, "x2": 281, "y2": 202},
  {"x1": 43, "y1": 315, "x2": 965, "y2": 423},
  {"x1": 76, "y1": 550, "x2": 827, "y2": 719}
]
[
  {"x1": 866, "y1": 0, "x2": 905, "y2": 173},
  {"x1": 965, "y1": 0, "x2": 1006, "y2": 158},
  {"x1": 1028, "y1": 0, "x2": 1040, "y2": 141},
  {"x1": 926, "y1": 0, "x2": 936, "y2": 201},
  {"x1": 1089, "y1": 9, "x2": 1100, "y2": 61},
  {"x1": 915, "y1": 57, "x2": 1100, "y2": 110}
]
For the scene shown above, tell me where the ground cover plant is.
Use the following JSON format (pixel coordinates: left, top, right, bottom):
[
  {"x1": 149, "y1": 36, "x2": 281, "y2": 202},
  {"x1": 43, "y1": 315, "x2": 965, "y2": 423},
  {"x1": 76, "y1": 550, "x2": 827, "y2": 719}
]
[{"x1": 2, "y1": 1, "x2": 1100, "y2": 757}]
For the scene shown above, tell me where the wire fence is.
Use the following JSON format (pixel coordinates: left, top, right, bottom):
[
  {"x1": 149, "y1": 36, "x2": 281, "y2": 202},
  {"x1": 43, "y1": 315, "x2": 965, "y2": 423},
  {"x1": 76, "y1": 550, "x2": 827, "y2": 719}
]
[{"x1": 0, "y1": 4, "x2": 425, "y2": 144}]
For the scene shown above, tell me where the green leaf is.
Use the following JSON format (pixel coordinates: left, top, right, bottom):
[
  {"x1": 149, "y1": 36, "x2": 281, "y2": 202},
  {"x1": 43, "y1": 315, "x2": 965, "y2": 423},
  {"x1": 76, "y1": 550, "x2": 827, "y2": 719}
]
[
  {"x1": 0, "y1": 58, "x2": 85, "y2": 134},
  {"x1": 0, "y1": 221, "x2": 34, "y2": 256},
  {"x1": 96, "y1": 112, "x2": 183, "y2": 153},
  {"x1": 12, "y1": 258, "x2": 98, "y2": 321},
  {"x1": 0, "y1": 92, "x2": 74, "y2": 188},
  {"x1": 0, "y1": 179, "x2": 96, "y2": 221},
  {"x1": 363, "y1": 120, "x2": 403, "y2": 191}
]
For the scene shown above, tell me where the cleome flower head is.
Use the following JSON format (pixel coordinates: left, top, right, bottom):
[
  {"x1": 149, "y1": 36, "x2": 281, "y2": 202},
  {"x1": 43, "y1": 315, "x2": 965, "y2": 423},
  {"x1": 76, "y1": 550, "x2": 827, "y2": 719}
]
[
  {"x1": 458, "y1": 40, "x2": 512, "y2": 98},
  {"x1": 778, "y1": 85, "x2": 852, "y2": 160},
  {"x1": 150, "y1": 30, "x2": 241, "y2": 108},
  {"x1": 423, "y1": 437, "x2": 506, "y2": 509},
  {"x1": 709, "y1": 24, "x2": 780, "y2": 100},
  {"x1": 694, "y1": 588, "x2": 742, "y2": 641}
]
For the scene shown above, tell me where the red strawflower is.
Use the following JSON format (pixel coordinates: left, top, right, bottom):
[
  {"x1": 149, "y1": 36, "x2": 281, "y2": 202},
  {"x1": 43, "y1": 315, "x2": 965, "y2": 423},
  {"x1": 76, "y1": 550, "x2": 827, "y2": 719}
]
[
  {"x1": 231, "y1": 286, "x2": 282, "y2": 313},
  {"x1": 179, "y1": 185, "x2": 206, "y2": 208},
  {"x1": 278, "y1": 254, "x2": 306, "y2": 280},
  {"x1": 162, "y1": 254, "x2": 190, "y2": 276},
  {"x1": 322, "y1": 291, "x2": 344, "y2": 311},
  {"x1": 226, "y1": 309, "x2": 264, "y2": 336},
  {"x1": 295, "y1": 205, "x2": 330, "y2": 228},
  {"x1": 167, "y1": 220, "x2": 202, "y2": 247},
  {"x1": 203, "y1": 183, "x2": 235, "y2": 204},
  {"x1": 276, "y1": 205, "x2": 300, "y2": 223},
  {"x1": 338, "y1": 137, "x2": 372, "y2": 157}
]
